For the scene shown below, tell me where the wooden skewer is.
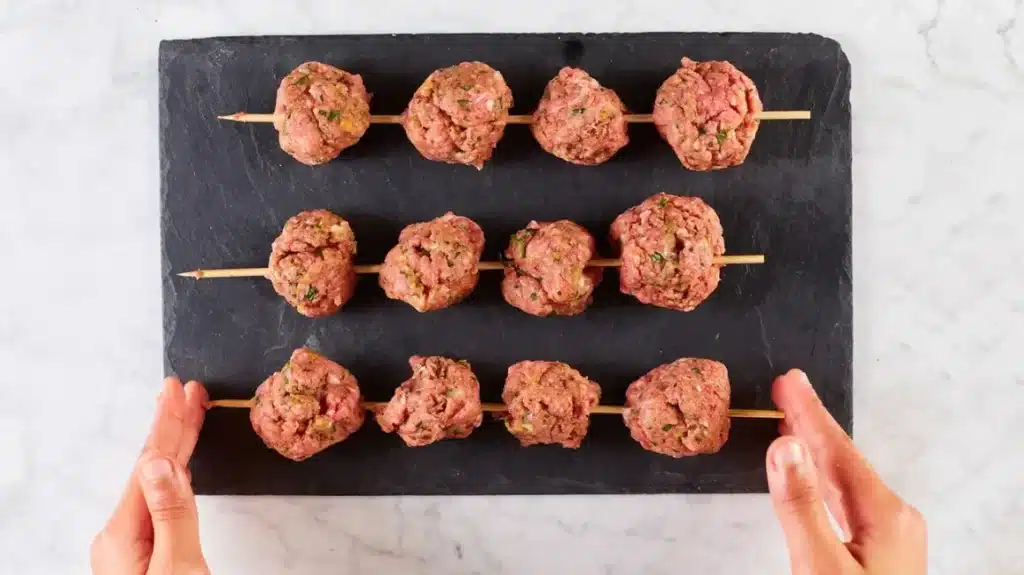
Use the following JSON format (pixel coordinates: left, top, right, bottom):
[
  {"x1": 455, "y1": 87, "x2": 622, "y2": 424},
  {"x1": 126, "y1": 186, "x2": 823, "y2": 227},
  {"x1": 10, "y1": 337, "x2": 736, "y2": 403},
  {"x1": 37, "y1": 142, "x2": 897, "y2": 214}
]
[
  {"x1": 218, "y1": 111, "x2": 810, "y2": 123},
  {"x1": 206, "y1": 398, "x2": 783, "y2": 419},
  {"x1": 178, "y1": 255, "x2": 765, "y2": 279}
]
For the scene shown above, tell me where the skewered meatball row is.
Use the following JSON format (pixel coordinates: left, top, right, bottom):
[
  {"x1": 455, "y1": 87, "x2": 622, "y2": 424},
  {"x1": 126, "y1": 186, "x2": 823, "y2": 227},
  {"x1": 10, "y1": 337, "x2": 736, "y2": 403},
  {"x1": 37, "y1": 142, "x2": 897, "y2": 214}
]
[
  {"x1": 258, "y1": 58, "x2": 771, "y2": 169},
  {"x1": 263, "y1": 194, "x2": 729, "y2": 317},
  {"x1": 242, "y1": 350, "x2": 733, "y2": 460}
]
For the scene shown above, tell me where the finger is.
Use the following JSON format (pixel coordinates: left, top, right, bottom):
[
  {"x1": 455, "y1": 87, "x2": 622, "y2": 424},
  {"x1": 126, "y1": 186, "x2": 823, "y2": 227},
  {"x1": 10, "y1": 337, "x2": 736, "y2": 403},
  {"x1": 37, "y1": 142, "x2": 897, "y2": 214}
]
[
  {"x1": 137, "y1": 453, "x2": 206, "y2": 566},
  {"x1": 776, "y1": 410, "x2": 848, "y2": 537},
  {"x1": 766, "y1": 436, "x2": 850, "y2": 573},
  {"x1": 175, "y1": 381, "x2": 209, "y2": 466},
  {"x1": 103, "y1": 475, "x2": 153, "y2": 541},
  {"x1": 145, "y1": 377, "x2": 189, "y2": 459},
  {"x1": 773, "y1": 369, "x2": 903, "y2": 537}
]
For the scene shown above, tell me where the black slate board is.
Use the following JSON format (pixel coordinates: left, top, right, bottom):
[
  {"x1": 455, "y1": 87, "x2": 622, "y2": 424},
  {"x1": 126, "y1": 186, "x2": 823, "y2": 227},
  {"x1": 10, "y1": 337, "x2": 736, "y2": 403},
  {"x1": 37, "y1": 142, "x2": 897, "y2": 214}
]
[{"x1": 159, "y1": 33, "x2": 851, "y2": 496}]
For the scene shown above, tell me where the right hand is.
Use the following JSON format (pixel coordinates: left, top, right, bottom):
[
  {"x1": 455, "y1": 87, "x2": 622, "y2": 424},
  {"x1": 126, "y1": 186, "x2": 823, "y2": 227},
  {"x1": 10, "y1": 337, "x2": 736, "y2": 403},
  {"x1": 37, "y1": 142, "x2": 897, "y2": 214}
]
[{"x1": 766, "y1": 369, "x2": 927, "y2": 574}]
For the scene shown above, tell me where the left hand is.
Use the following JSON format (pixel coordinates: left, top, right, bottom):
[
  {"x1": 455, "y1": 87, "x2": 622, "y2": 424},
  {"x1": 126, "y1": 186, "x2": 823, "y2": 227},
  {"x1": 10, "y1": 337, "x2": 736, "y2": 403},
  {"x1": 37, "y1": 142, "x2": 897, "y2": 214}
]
[{"x1": 90, "y1": 377, "x2": 210, "y2": 575}]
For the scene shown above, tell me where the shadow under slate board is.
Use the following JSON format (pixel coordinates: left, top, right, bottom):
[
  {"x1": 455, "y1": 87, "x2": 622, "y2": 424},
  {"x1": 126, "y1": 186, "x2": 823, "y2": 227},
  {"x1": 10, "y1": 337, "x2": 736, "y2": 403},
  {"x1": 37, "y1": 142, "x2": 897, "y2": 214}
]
[{"x1": 159, "y1": 33, "x2": 851, "y2": 496}]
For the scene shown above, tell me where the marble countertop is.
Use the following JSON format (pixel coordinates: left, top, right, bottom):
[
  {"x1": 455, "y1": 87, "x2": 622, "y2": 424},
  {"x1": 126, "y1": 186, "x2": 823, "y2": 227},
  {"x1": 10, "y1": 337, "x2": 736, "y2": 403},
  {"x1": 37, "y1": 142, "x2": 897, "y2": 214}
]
[{"x1": 1, "y1": 1, "x2": 1021, "y2": 573}]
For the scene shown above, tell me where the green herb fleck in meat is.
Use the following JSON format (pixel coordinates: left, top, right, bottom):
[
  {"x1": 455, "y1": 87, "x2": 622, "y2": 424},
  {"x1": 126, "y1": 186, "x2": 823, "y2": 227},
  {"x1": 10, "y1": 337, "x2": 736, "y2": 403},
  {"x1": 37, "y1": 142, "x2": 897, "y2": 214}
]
[
  {"x1": 698, "y1": 126, "x2": 706, "y2": 136},
  {"x1": 530, "y1": 293, "x2": 538, "y2": 301},
  {"x1": 445, "y1": 388, "x2": 458, "y2": 398},
  {"x1": 716, "y1": 130, "x2": 728, "y2": 145},
  {"x1": 326, "y1": 110, "x2": 340, "y2": 121},
  {"x1": 657, "y1": 197, "x2": 668, "y2": 208},
  {"x1": 462, "y1": 84, "x2": 473, "y2": 90},
  {"x1": 293, "y1": 75, "x2": 311, "y2": 87},
  {"x1": 662, "y1": 424, "x2": 674, "y2": 432},
  {"x1": 570, "y1": 107, "x2": 586, "y2": 115},
  {"x1": 651, "y1": 252, "x2": 665, "y2": 263},
  {"x1": 304, "y1": 286, "x2": 318, "y2": 302},
  {"x1": 692, "y1": 366, "x2": 702, "y2": 376},
  {"x1": 510, "y1": 229, "x2": 536, "y2": 258},
  {"x1": 457, "y1": 99, "x2": 470, "y2": 107}
]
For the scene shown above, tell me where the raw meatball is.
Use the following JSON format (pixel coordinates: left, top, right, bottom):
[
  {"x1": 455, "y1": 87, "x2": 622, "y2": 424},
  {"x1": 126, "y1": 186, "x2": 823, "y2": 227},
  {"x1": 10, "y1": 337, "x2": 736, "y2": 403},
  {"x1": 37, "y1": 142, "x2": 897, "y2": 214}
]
[
  {"x1": 501, "y1": 361, "x2": 601, "y2": 448},
  {"x1": 273, "y1": 62, "x2": 372, "y2": 165},
  {"x1": 609, "y1": 193, "x2": 725, "y2": 311},
  {"x1": 376, "y1": 356, "x2": 484, "y2": 447},
  {"x1": 268, "y1": 210, "x2": 358, "y2": 318},
  {"x1": 249, "y1": 348, "x2": 365, "y2": 461},
  {"x1": 378, "y1": 213, "x2": 485, "y2": 312},
  {"x1": 401, "y1": 62, "x2": 513, "y2": 168},
  {"x1": 652, "y1": 58, "x2": 762, "y2": 171},
  {"x1": 531, "y1": 67, "x2": 629, "y2": 165},
  {"x1": 622, "y1": 358, "x2": 730, "y2": 457},
  {"x1": 501, "y1": 221, "x2": 603, "y2": 317}
]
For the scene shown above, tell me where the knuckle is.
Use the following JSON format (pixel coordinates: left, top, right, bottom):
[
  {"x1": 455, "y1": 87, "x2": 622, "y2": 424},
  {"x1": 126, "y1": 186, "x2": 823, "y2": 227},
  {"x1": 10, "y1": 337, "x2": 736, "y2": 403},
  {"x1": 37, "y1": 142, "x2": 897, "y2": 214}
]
[
  {"x1": 778, "y1": 483, "x2": 820, "y2": 510},
  {"x1": 150, "y1": 500, "x2": 191, "y2": 523}
]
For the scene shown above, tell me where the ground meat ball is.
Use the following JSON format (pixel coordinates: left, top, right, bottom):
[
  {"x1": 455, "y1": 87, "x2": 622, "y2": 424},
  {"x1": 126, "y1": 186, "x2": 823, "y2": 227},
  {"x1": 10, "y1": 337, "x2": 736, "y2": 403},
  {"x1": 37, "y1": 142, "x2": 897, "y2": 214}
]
[
  {"x1": 401, "y1": 62, "x2": 513, "y2": 169},
  {"x1": 531, "y1": 67, "x2": 629, "y2": 165},
  {"x1": 249, "y1": 348, "x2": 365, "y2": 461},
  {"x1": 501, "y1": 361, "x2": 601, "y2": 448},
  {"x1": 268, "y1": 210, "x2": 358, "y2": 318},
  {"x1": 609, "y1": 193, "x2": 725, "y2": 311},
  {"x1": 376, "y1": 356, "x2": 484, "y2": 447},
  {"x1": 652, "y1": 58, "x2": 762, "y2": 171},
  {"x1": 501, "y1": 221, "x2": 603, "y2": 317},
  {"x1": 378, "y1": 213, "x2": 485, "y2": 312},
  {"x1": 622, "y1": 358, "x2": 730, "y2": 457},
  {"x1": 273, "y1": 61, "x2": 372, "y2": 166}
]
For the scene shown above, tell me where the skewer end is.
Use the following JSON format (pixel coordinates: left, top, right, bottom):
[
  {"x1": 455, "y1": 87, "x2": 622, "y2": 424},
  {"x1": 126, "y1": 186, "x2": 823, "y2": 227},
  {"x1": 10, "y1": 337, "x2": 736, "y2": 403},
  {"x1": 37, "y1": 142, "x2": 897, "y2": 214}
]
[
  {"x1": 178, "y1": 270, "x2": 201, "y2": 279},
  {"x1": 217, "y1": 113, "x2": 245, "y2": 121}
]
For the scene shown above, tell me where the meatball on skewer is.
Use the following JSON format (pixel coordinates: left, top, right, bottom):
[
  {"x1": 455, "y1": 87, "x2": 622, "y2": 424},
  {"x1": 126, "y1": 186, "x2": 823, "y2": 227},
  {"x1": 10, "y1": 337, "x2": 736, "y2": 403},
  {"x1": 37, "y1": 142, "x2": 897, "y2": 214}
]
[
  {"x1": 379, "y1": 212, "x2": 485, "y2": 312},
  {"x1": 623, "y1": 358, "x2": 731, "y2": 457},
  {"x1": 376, "y1": 356, "x2": 484, "y2": 446},
  {"x1": 531, "y1": 67, "x2": 629, "y2": 165},
  {"x1": 273, "y1": 62, "x2": 372, "y2": 165},
  {"x1": 249, "y1": 348, "x2": 365, "y2": 461},
  {"x1": 501, "y1": 220, "x2": 603, "y2": 317},
  {"x1": 401, "y1": 62, "x2": 514, "y2": 169},
  {"x1": 610, "y1": 193, "x2": 725, "y2": 311},
  {"x1": 501, "y1": 361, "x2": 601, "y2": 448},
  {"x1": 268, "y1": 209, "x2": 359, "y2": 318},
  {"x1": 652, "y1": 58, "x2": 763, "y2": 171}
]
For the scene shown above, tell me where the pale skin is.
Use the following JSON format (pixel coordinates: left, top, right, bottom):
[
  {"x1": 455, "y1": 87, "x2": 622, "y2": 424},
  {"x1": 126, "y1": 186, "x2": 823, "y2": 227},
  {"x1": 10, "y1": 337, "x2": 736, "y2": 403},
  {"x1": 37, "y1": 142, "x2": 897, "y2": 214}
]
[{"x1": 92, "y1": 370, "x2": 926, "y2": 574}]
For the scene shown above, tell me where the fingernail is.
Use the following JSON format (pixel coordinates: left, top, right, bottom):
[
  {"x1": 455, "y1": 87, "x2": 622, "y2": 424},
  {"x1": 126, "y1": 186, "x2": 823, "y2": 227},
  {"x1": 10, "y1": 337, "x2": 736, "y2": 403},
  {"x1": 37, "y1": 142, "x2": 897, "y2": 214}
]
[
  {"x1": 789, "y1": 369, "x2": 810, "y2": 386},
  {"x1": 773, "y1": 440, "x2": 805, "y2": 471},
  {"x1": 141, "y1": 456, "x2": 173, "y2": 482}
]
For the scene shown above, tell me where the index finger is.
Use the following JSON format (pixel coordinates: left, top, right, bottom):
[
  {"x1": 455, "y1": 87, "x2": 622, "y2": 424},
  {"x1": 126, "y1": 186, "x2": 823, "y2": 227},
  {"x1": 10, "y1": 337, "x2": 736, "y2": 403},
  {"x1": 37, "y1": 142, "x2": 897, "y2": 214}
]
[{"x1": 773, "y1": 369, "x2": 903, "y2": 538}]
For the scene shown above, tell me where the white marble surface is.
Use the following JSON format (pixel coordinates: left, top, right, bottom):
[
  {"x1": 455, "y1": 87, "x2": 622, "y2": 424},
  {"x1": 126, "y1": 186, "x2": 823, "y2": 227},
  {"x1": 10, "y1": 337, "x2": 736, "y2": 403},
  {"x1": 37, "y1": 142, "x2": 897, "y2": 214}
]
[{"x1": 1, "y1": 1, "x2": 1022, "y2": 573}]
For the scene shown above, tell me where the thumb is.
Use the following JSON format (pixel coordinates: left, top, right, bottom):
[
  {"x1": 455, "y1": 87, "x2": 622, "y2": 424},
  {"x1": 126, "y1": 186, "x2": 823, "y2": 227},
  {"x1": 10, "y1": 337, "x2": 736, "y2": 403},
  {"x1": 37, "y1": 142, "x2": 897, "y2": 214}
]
[
  {"x1": 766, "y1": 436, "x2": 849, "y2": 574},
  {"x1": 137, "y1": 453, "x2": 206, "y2": 568}
]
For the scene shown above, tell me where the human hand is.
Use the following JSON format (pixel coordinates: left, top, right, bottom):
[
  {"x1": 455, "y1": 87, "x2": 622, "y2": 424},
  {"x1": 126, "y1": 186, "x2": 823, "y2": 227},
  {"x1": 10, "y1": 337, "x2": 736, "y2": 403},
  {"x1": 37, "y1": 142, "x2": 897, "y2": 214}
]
[
  {"x1": 91, "y1": 377, "x2": 211, "y2": 575},
  {"x1": 766, "y1": 369, "x2": 926, "y2": 575}
]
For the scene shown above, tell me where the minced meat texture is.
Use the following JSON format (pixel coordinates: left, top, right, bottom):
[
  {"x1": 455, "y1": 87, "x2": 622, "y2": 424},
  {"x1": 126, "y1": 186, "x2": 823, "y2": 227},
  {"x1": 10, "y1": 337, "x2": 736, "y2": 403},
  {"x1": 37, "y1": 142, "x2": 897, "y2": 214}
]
[
  {"x1": 378, "y1": 213, "x2": 485, "y2": 312},
  {"x1": 652, "y1": 58, "x2": 762, "y2": 171},
  {"x1": 531, "y1": 67, "x2": 629, "y2": 165},
  {"x1": 501, "y1": 361, "x2": 601, "y2": 448},
  {"x1": 273, "y1": 62, "x2": 372, "y2": 166},
  {"x1": 401, "y1": 62, "x2": 513, "y2": 169},
  {"x1": 622, "y1": 358, "x2": 730, "y2": 457},
  {"x1": 375, "y1": 356, "x2": 484, "y2": 447},
  {"x1": 501, "y1": 220, "x2": 603, "y2": 317},
  {"x1": 268, "y1": 210, "x2": 358, "y2": 318},
  {"x1": 249, "y1": 348, "x2": 365, "y2": 461},
  {"x1": 609, "y1": 193, "x2": 725, "y2": 311}
]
